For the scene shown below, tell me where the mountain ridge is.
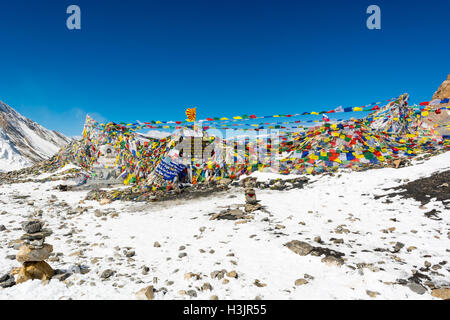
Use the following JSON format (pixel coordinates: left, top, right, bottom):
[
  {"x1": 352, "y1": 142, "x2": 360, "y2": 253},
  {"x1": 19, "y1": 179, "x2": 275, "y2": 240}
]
[{"x1": 0, "y1": 100, "x2": 71, "y2": 172}]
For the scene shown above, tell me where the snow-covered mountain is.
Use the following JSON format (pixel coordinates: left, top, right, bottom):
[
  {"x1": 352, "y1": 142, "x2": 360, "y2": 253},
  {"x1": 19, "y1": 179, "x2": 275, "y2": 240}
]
[{"x1": 0, "y1": 101, "x2": 71, "y2": 172}]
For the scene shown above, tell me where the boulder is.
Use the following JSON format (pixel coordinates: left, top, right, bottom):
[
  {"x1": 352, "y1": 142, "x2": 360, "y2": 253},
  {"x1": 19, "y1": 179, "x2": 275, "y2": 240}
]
[
  {"x1": 0, "y1": 274, "x2": 15, "y2": 288},
  {"x1": 285, "y1": 240, "x2": 313, "y2": 256},
  {"x1": 431, "y1": 287, "x2": 450, "y2": 300},
  {"x1": 135, "y1": 286, "x2": 155, "y2": 300},
  {"x1": 16, "y1": 244, "x2": 53, "y2": 263},
  {"x1": 15, "y1": 261, "x2": 54, "y2": 284},
  {"x1": 21, "y1": 220, "x2": 43, "y2": 234}
]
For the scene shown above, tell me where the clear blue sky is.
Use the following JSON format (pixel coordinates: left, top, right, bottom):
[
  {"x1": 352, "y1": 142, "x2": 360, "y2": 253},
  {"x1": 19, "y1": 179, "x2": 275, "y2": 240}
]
[{"x1": 0, "y1": 0, "x2": 449, "y2": 136}]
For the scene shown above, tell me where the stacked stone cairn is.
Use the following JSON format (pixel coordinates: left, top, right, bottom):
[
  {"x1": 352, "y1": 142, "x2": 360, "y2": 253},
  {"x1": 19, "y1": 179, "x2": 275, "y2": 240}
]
[
  {"x1": 13, "y1": 220, "x2": 54, "y2": 283},
  {"x1": 244, "y1": 188, "x2": 262, "y2": 213}
]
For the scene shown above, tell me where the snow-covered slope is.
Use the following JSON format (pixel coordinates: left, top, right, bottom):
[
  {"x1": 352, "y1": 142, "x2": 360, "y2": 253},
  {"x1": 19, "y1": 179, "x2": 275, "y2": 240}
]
[
  {"x1": 0, "y1": 101, "x2": 71, "y2": 172},
  {"x1": 0, "y1": 151, "x2": 448, "y2": 299}
]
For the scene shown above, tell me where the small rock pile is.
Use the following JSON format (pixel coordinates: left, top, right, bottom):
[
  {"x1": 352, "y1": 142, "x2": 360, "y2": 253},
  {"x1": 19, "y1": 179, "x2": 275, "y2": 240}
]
[
  {"x1": 13, "y1": 220, "x2": 55, "y2": 284},
  {"x1": 244, "y1": 188, "x2": 261, "y2": 213}
]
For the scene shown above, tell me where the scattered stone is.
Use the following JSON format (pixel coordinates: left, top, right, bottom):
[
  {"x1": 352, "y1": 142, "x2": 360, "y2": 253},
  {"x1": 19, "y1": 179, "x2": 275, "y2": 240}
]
[
  {"x1": 285, "y1": 240, "x2": 313, "y2": 256},
  {"x1": 407, "y1": 281, "x2": 427, "y2": 295},
  {"x1": 53, "y1": 272, "x2": 72, "y2": 282},
  {"x1": 431, "y1": 287, "x2": 450, "y2": 300},
  {"x1": 186, "y1": 290, "x2": 197, "y2": 297},
  {"x1": 366, "y1": 290, "x2": 380, "y2": 298},
  {"x1": 321, "y1": 256, "x2": 344, "y2": 267},
  {"x1": 392, "y1": 242, "x2": 404, "y2": 253},
  {"x1": 294, "y1": 278, "x2": 308, "y2": 286},
  {"x1": 201, "y1": 283, "x2": 213, "y2": 291},
  {"x1": 0, "y1": 274, "x2": 15, "y2": 288},
  {"x1": 184, "y1": 272, "x2": 201, "y2": 280},
  {"x1": 211, "y1": 270, "x2": 226, "y2": 280},
  {"x1": 125, "y1": 250, "x2": 135, "y2": 258},
  {"x1": 154, "y1": 241, "x2": 161, "y2": 247},
  {"x1": 135, "y1": 286, "x2": 155, "y2": 300},
  {"x1": 210, "y1": 295, "x2": 219, "y2": 300},
  {"x1": 100, "y1": 269, "x2": 115, "y2": 279},
  {"x1": 254, "y1": 279, "x2": 267, "y2": 287},
  {"x1": 226, "y1": 271, "x2": 238, "y2": 279}
]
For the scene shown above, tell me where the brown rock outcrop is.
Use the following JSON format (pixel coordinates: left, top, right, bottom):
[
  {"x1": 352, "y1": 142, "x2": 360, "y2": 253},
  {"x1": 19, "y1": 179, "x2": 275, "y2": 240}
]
[{"x1": 15, "y1": 261, "x2": 55, "y2": 284}]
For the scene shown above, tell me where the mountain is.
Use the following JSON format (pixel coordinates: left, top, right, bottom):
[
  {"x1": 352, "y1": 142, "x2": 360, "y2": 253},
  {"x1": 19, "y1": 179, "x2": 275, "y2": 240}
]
[
  {"x1": 432, "y1": 74, "x2": 450, "y2": 100},
  {"x1": 423, "y1": 74, "x2": 450, "y2": 136},
  {"x1": 0, "y1": 101, "x2": 71, "y2": 172}
]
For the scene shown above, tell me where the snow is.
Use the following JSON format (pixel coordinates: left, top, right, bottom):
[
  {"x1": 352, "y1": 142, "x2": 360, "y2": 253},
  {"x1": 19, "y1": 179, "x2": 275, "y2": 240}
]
[
  {"x1": 239, "y1": 171, "x2": 304, "y2": 182},
  {"x1": 0, "y1": 151, "x2": 449, "y2": 300},
  {"x1": 0, "y1": 133, "x2": 32, "y2": 172},
  {"x1": 0, "y1": 100, "x2": 70, "y2": 172}
]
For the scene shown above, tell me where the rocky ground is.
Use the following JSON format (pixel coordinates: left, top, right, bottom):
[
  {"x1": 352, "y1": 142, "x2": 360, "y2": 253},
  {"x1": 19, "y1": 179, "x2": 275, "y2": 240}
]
[{"x1": 0, "y1": 152, "x2": 449, "y2": 300}]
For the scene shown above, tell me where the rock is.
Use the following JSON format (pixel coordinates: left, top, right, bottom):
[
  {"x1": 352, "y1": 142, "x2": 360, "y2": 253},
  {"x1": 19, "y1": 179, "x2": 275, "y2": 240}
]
[
  {"x1": 407, "y1": 282, "x2": 427, "y2": 295},
  {"x1": 285, "y1": 240, "x2": 313, "y2": 256},
  {"x1": 254, "y1": 279, "x2": 267, "y2": 287},
  {"x1": 184, "y1": 272, "x2": 201, "y2": 280},
  {"x1": 211, "y1": 270, "x2": 226, "y2": 280},
  {"x1": 431, "y1": 287, "x2": 450, "y2": 300},
  {"x1": 135, "y1": 286, "x2": 155, "y2": 300},
  {"x1": 186, "y1": 290, "x2": 197, "y2": 297},
  {"x1": 94, "y1": 210, "x2": 103, "y2": 217},
  {"x1": 15, "y1": 261, "x2": 54, "y2": 284},
  {"x1": 294, "y1": 278, "x2": 308, "y2": 286},
  {"x1": 21, "y1": 220, "x2": 43, "y2": 234},
  {"x1": 0, "y1": 274, "x2": 15, "y2": 288},
  {"x1": 125, "y1": 250, "x2": 135, "y2": 258},
  {"x1": 392, "y1": 242, "x2": 404, "y2": 253},
  {"x1": 20, "y1": 231, "x2": 50, "y2": 241},
  {"x1": 100, "y1": 198, "x2": 112, "y2": 205},
  {"x1": 0, "y1": 225, "x2": 6, "y2": 231},
  {"x1": 313, "y1": 236, "x2": 322, "y2": 243},
  {"x1": 244, "y1": 203, "x2": 262, "y2": 213},
  {"x1": 432, "y1": 74, "x2": 450, "y2": 100},
  {"x1": 366, "y1": 290, "x2": 380, "y2": 298},
  {"x1": 100, "y1": 269, "x2": 115, "y2": 279},
  {"x1": 210, "y1": 295, "x2": 219, "y2": 300},
  {"x1": 321, "y1": 256, "x2": 344, "y2": 267},
  {"x1": 154, "y1": 241, "x2": 161, "y2": 247},
  {"x1": 178, "y1": 252, "x2": 187, "y2": 258},
  {"x1": 53, "y1": 273, "x2": 72, "y2": 282},
  {"x1": 16, "y1": 244, "x2": 53, "y2": 263},
  {"x1": 226, "y1": 271, "x2": 238, "y2": 279},
  {"x1": 201, "y1": 283, "x2": 213, "y2": 291},
  {"x1": 69, "y1": 250, "x2": 83, "y2": 257}
]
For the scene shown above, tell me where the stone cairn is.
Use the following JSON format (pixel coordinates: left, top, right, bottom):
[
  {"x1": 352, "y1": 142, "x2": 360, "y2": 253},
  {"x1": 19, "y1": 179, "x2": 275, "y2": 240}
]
[
  {"x1": 13, "y1": 220, "x2": 54, "y2": 284},
  {"x1": 244, "y1": 188, "x2": 262, "y2": 213}
]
